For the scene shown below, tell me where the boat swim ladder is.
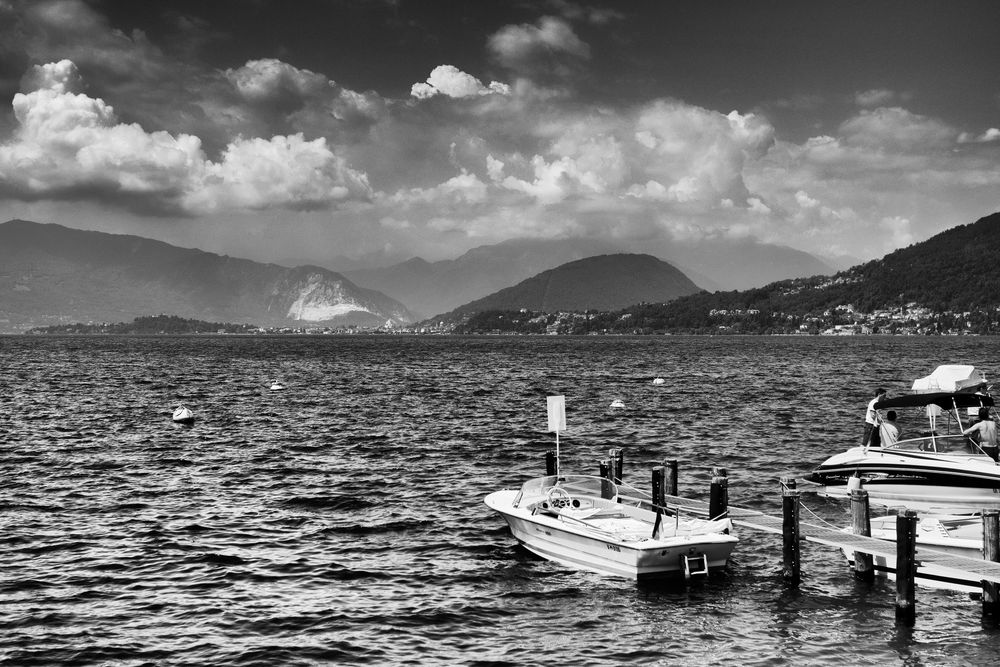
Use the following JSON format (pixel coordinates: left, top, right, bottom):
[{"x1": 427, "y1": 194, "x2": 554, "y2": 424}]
[{"x1": 682, "y1": 553, "x2": 709, "y2": 579}]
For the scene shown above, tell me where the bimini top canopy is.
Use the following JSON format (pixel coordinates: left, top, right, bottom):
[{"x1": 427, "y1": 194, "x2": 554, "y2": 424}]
[{"x1": 876, "y1": 391, "x2": 994, "y2": 411}]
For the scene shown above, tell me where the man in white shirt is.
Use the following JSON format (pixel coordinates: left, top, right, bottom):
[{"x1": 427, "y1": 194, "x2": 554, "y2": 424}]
[{"x1": 862, "y1": 387, "x2": 887, "y2": 446}]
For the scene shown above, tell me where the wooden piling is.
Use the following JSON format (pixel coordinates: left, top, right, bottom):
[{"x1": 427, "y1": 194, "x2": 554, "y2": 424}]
[
  {"x1": 780, "y1": 476, "x2": 796, "y2": 491},
  {"x1": 782, "y1": 485, "x2": 801, "y2": 586},
  {"x1": 599, "y1": 459, "x2": 610, "y2": 481},
  {"x1": 850, "y1": 488, "x2": 874, "y2": 582},
  {"x1": 895, "y1": 510, "x2": 918, "y2": 626},
  {"x1": 545, "y1": 450, "x2": 557, "y2": 476},
  {"x1": 609, "y1": 448, "x2": 624, "y2": 483},
  {"x1": 983, "y1": 510, "x2": 1000, "y2": 625},
  {"x1": 665, "y1": 459, "x2": 678, "y2": 497},
  {"x1": 651, "y1": 466, "x2": 666, "y2": 507},
  {"x1": 709, "y1": 474, "x2": 729, "y2": 520}
]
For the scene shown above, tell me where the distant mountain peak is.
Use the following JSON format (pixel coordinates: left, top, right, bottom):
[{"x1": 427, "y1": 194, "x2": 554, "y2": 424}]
[
  {"x1": 442, "y1": 252, "x2": 701, "y2": 319},
  {"x1": 0, "y1": 219, "x2": 413, "y2": 332}
]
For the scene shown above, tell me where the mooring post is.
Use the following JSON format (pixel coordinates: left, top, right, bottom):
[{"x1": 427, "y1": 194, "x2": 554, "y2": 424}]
[
  {"x1": 651, "y1": 466, "x2": 666, "y2": 508},
  {"x1": 609, "y1": 448, "x2": 624, "y2": 483},
  {"x1": 782, "y1": 484, "x2": 801, "y2": 586},
  {"x1": 665, "y1": 459, "x2": 678, "y2": 497},
  {"x1": 709, "y1": 473, "x2": 729, "y2": 520},
  {"x1": 780, "y1": 476, "x2": 796, "y2": 491},
  {"x1": 983, "y1": 510, "x2": 1000, "y2": 625},
  {"x1": 545, "y1": 450, "x2": 557, "y2": 476},
  {"x1": 850, "y1": 488, "x2": 874, "y2": 582},
  {"x1": 895, "y1": 510, "x2": 918, "y2": 626},
  {"x1": 597, "y1": 459, "x2": 614, "y2": 499}
]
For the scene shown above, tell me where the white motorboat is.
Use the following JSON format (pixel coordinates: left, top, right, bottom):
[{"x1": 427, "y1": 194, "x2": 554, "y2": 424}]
[
  {"x1": 842, "y1": 513, "x2": 984, "y2": 594},
  {"x1": 652, "y1": 378, "x2": 666, "y2": 385},
  {"x1": 610, "y1": 399, "x2": 626, "y2": 409},
  {"x1": 269, "y1": 380, "x2": 285, "y2": 391},
  {"x1": 485, "y1": 474, "x2": 738, "y2": 580},
  {"x1": 172, "y1": 405, "x2": 195, "y2": 424},
  {"x1": 809, "y1": 390, "x2": 1000, "y2": 512}
]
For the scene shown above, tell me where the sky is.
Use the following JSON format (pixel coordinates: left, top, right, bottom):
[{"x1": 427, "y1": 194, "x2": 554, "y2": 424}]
[{"x1": 1, "y1": 0, "x2": 999, "y2": 268}]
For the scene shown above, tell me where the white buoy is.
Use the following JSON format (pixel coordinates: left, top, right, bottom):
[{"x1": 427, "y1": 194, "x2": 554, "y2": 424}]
[
  {"x1": 652, "y1": 378, "x2": 666, "y2": 385},
  {"x1": 172, "y1": 405, "x2": 195, "y2": 424}
]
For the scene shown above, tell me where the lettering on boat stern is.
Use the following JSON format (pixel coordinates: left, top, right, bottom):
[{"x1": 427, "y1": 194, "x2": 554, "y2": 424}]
[{"x1": 606, "y1": 544, "x2": 621, "y2": 552}]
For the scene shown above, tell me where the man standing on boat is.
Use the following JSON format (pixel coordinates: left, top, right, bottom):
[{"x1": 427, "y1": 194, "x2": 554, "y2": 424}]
[
  {"x1": 962, "y1": 407, "x2": 998, "y2": 458},
  {"x1": 862, "y1": 387, "x2": 887, "y2": 447}
]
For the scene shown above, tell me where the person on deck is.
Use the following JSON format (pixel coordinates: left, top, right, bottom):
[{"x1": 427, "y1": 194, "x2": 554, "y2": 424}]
[
  {"x1": 962, "y1": 407, "x2": 998, "y2": 451},
  {"x1": 862, "y1": 387, "x2": 887, "y2": 447},
  {"x1": 879, "y1": 410, "x2": 900, "y2": 446}
]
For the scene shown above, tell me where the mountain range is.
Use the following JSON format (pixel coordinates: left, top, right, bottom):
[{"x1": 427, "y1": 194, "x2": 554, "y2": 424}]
[
  {"x1": 507, "y1": 210, "x2": 1000, "y2": 335},
  {"x1": 344, "y1": 237, "x2": 835, "y2": 319},
  {"x1": 443, "y1": 254, "x2": 700, "y2": 318},
  {"x1": 0, "y1": 213, "x2": 909, "y2": 334},
  {"x1": 0, "y1": 220, "x2": 413, "y2": 332}
]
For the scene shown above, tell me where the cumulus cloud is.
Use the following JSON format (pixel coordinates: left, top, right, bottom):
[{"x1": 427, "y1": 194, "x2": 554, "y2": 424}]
[
  {"x1": 226, "y1": 58, "x2": 386, "y2": 138},
  {"x1": 957, "y1": 128, "x2": 1000, "y2": 144},
  {"x1": 488, "y1": 16, "x2": 589, "y2": 77},
  {"x1": 410, "y1": 65, "x2": 510, "y2": 99},
  {"x1": 854, "y1": 88, "x2": 897, "y2": 108},
  {"x1": 879, "y1": 215, "x2": 914, "y2": 248},
  {"x1": 226, "y1": 58, "x2": 328, "y2": 105},
  {"x1": 628, "y1": 103, "x2": 774, "y2": 204},
  {"x1": 388, "y1": 170, "x2": 489, "y2": 206},
  {"x1": 0, "y1": 60, "x2": 372, "y2": 214},
  {"x1": 839, "y1": 107, "x2": 956, "y2": 151}
]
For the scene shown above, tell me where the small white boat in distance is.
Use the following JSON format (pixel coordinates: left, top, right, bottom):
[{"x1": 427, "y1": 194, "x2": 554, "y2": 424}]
[
  {"x1": 269, "y1": 380, "x2": 285, "y2": 391},
  {"x1": 842, "y1": 514, "x2": 984, "y2": 594},
  {"x1": 172, "y1": 405, "x2": 195, "y2": 424},
  {"x1": 652, "y1": 378, "x2": 666, "y2": 385},
  {"x1": 485, "y1": 474, "x2": 738, "y2": 580},
  {"x1": 610, "y1": 399, "x2": 626, "y2": 409}
]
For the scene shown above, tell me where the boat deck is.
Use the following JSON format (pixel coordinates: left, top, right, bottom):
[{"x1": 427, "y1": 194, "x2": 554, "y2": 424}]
[{"x1": 659, "y1": 493, "x2": 1000, "y2": 584}]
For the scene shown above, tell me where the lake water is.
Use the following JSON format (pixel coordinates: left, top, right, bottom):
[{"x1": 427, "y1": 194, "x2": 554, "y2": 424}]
[{"x1": 2, "y1": 335, "x2": 1000, "y2": 666}]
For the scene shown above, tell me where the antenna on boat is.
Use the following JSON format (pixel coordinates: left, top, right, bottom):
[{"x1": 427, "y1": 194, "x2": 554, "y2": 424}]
[{"x1": 547, "y1": 395, "x2": 567, "y2": 478}]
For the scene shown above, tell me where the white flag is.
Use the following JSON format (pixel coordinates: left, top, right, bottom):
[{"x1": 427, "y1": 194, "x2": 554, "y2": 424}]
[{"x1": 547, "y1": 395, "x2": 566, "y2": 432}]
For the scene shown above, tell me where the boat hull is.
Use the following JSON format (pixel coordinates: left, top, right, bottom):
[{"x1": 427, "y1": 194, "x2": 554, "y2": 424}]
[
  {"x1": 485, "y1": 488, "x2": 737, "y2": 580},
  {"x1": 818, "y1": 480, "x2": 1000, "y2": 512},
  {"x1": 810, "y1": 445, "x2": 1000, "y2": 511}
]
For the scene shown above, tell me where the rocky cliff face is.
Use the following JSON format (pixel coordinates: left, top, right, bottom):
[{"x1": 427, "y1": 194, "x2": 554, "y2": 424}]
[
  {"x1": 0, "y1": 220, "x2": 413, "y2": 332},
  {"x1": 274, "y1": 269, "x2": 413, "y2": 325}
]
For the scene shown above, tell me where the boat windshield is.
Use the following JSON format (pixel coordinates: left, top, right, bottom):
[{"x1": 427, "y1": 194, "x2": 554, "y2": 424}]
[
  {"x1": 886, "y1": 433, "x2": 989, "y2": 456},
  {"x1": 516, "y1": 474, "x2": 618, "y2": 501}
]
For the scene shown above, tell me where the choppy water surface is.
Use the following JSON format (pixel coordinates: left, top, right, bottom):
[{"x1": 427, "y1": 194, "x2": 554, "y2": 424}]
[{"x1": 3, "y1": 335, "x2": 1000, "y2": 665}]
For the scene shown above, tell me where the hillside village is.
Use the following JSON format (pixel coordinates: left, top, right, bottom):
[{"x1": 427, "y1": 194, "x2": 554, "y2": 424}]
[{"x1": 416, "y1": 301, "x2": 1000, "y2": 336}]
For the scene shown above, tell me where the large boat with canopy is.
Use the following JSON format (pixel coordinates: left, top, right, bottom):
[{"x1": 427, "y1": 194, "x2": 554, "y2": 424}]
[{"x1": 808, "y1": 388, "x2": 1000, "y2": 511}]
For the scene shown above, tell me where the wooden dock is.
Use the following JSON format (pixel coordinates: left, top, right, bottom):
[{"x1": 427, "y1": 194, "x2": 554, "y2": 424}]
[{"x1": 658, "y1": 492, "x2": 1000, "y2": 585}]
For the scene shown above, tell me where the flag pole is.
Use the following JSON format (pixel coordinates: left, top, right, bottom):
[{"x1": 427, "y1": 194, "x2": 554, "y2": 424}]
[{"x1": 547, "y1": 395, "x2": 566, "y2": 478}]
